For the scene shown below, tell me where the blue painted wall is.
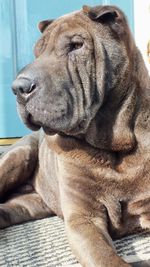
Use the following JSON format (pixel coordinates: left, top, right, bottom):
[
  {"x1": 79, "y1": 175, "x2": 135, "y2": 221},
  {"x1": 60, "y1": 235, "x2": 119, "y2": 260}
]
[{"x1": 0, "y1": 0, "x2": 134, "y2": 137}]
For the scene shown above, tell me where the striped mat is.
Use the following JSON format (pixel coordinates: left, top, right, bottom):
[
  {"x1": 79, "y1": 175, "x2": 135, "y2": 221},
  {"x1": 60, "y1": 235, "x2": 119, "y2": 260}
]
[{"x1": 0, "y1": 216, "x2": 150, "y2": 267}]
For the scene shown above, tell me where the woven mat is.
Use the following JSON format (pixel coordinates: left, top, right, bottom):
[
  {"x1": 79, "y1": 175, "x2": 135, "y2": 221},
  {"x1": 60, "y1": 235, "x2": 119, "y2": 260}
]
[{"x1": 0, "y1": 216, "x2": 150, "y2": 267}]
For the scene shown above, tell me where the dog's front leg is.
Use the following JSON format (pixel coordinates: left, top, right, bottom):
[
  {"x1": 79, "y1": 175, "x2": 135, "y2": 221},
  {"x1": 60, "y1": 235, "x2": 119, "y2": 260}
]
[
  {"x1": 65, "y1": 212, "x2": 131, "y2": 267},
  {"x1": 0, "y1": 132, "x2": 39, "y2": 198},
  {"x1": 60, "y1": 170, "x2": 131, "y2": 267}
]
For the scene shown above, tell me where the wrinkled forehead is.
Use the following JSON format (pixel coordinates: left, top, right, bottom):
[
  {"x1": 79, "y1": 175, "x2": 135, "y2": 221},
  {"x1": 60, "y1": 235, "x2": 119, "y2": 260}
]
[
  {"x1": 46, "y1": 10, "x2": 90, "y2": 38},
  {"x1": 34, "y1": 10, "x2": 92, "y2": 56}
]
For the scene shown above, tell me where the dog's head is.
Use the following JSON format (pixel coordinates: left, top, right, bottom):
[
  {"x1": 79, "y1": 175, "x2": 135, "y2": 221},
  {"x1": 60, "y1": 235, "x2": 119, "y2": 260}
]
[{"x1": 12, "y1": 5, "x2": 135, "y2": 141}]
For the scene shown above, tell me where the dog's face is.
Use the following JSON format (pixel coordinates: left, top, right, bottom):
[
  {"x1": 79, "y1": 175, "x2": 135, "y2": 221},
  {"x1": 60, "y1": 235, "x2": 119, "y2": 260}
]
[{"x1": 12, "y1": 5, "x2": 134, "y2": 136}]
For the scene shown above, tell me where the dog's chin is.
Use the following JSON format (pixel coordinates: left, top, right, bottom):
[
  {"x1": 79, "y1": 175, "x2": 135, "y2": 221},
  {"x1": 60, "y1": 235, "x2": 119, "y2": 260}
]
[
  {"x1": 25, "y1": 118, "x2": 88, "y2": 137},
  {"x1": 42, "y1": 126, "x2": 56, "y2": 136},
  {"x1": 25, "y1": 119, "x2": 89, "y2": 137},
  {"x1": 39, "y1": 117, "x2": 90, "y2": 137}
]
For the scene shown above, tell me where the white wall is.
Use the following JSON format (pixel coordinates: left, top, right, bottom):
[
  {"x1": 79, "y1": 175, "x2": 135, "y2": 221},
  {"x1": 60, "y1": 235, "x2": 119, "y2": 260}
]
[{"x1": 134, "y1": 0, "x2": 150, "y2": 73}]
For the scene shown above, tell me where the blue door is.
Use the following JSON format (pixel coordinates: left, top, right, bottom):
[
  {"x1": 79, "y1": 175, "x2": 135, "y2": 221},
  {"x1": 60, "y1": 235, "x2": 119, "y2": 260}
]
[{"x1": 0, "y1": 0, "x2": 134, "y2": 138}]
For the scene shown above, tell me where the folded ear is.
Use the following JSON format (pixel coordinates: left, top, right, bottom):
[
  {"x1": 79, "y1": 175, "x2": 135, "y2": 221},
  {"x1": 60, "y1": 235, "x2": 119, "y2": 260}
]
[
  {"x1": 82, "y1": 5, "x2": 128, "y2": 38},
  {"x1": 38, "y1": 19, "x2": 54, "y2": 33}
]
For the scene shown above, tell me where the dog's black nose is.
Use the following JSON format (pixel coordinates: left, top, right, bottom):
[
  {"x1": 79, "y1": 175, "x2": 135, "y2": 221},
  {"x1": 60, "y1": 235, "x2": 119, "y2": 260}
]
[{"x1": 12, "y1": 78, "x2": 36, "y2": 95}]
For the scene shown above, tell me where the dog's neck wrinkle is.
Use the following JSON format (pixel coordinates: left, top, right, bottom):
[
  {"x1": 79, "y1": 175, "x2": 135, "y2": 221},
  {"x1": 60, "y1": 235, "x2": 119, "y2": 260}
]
[
  {"x1": 85, "y1": 45, "x2": 150, "y2": 152},
  {"x1": 85, "y1": 85, "x2": 138, "y2": 152}
]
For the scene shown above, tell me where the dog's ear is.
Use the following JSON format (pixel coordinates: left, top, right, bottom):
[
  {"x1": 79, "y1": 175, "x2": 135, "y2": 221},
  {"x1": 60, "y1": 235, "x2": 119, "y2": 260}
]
[
  {"x1": 82, "y1": 5, "x2": 128, "y2": 38},
  {"x1": 38, "y1": 20, "x2": 54, "y2": 33}
]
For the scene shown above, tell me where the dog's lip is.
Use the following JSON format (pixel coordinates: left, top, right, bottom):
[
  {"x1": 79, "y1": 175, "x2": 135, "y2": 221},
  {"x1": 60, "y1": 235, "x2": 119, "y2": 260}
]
[
  {"x1": 27, "y1": 113, "x2": 56, "y2": 135},
  {"x1": 26, "y1": 113, "x2": 41, "y2": 131}
]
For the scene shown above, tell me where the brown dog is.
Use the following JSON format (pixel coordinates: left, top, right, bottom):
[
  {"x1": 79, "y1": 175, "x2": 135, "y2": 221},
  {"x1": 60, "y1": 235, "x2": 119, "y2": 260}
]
[{"x1": 1, "y1": 4, "x2": 150, "y2": 267}]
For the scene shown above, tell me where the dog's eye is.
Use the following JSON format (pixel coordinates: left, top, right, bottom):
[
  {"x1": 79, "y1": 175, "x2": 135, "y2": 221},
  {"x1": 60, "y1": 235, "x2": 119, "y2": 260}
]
[{"x1": 69, "y1": 41, "x2": 83, "y2": 52}]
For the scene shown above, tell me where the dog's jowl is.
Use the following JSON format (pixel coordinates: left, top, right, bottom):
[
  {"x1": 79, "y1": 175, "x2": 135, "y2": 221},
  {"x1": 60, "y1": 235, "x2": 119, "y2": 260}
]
[{"x1": 1, "y1": 4, "x2": 150, "y2": 267}]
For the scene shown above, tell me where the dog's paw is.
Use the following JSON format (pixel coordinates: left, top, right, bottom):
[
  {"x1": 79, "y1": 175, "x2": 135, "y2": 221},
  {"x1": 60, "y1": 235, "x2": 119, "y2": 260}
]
[
  {"x1": 140, "y1": 212, "x2": 150, "y2": 229},
  {"x1": 0, "y1": 205, "x2": 11, "y2": 229}
]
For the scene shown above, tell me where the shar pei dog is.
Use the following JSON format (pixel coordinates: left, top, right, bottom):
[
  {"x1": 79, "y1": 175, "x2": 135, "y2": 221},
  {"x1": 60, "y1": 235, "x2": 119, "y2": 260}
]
[{"x1": 1, "y1": 4, "x2": 150, "y2": 267}]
